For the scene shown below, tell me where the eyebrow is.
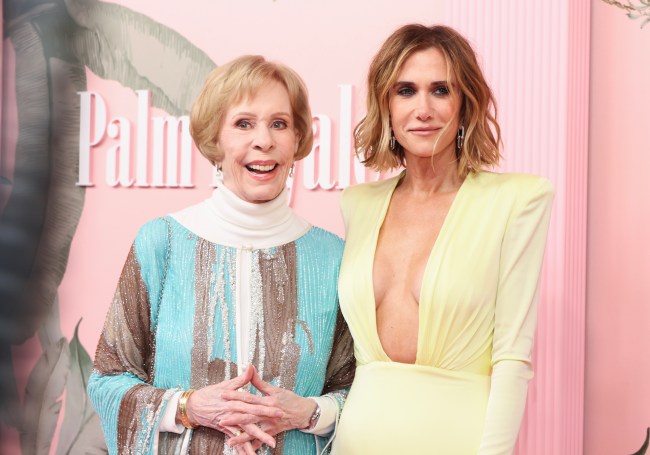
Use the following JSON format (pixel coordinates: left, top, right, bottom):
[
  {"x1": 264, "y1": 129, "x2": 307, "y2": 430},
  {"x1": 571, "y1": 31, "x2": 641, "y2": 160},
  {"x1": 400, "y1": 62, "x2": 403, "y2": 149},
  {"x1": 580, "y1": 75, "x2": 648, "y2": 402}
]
[
  {"x1": 231, "y1": 111, "x2": 292, "y2": 118},
  {"x1": 393, "y1": 80, "x2": 449, "y2": 87}
]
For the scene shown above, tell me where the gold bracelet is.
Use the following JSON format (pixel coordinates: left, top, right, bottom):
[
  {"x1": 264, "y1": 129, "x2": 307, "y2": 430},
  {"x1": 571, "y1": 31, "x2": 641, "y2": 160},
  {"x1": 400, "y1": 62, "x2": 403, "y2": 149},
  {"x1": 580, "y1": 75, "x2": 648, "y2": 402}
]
[{"x1": 178, "y1": 389, "x2": 199, "y2": 429}]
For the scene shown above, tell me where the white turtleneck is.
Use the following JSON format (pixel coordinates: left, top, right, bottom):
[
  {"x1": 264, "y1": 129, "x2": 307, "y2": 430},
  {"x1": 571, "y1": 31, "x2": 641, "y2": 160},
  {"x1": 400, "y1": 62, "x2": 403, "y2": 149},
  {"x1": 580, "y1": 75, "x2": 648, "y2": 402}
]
[
  {"x1": 156, "y1": 185, "x2": 338, "y2": 447},
  {"x1": 171, "y1": 184, "x2": 311, "y2": 249}
]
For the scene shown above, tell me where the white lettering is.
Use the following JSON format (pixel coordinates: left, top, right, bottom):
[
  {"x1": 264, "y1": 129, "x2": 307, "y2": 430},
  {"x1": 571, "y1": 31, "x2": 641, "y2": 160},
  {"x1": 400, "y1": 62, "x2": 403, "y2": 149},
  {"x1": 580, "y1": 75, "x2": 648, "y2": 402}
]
[
  {"x1": 105, "y1": 117, "x2": 133, "y2": 187},
  {"x1": 303, "y1": 115, "x2": 335, "y2": 190},
  {"x1": 135, "y1": 90, "x2": 150, "y2": 187},
  {"x1": 77, "y1": 91, "x2": 107, "y2": 186},
  {"x1": 152, "y1": 116, "x2": 193, "y2": 188},
  {"x1": 78, "y1": 84, "x2": 373, "y2": 192},
  {"x1": 337, "y1": 85, "x2": 353, "y2": 189},
  {"x1": 337, "y1": 84, "x2": 373, "y2": 187}
]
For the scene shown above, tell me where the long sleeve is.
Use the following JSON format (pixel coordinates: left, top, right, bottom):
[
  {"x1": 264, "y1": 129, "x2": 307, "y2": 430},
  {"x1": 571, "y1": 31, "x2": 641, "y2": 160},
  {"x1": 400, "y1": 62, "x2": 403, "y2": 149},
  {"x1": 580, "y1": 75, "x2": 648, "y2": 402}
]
[
  {"x1": 90, "y1": 208, "x2": 348, "y2": 454},
  {"x1": 302, "y1": 310, "x2": 355, "y2": 436},
  {"x1": 477, "y1": 178, "x2": 554, "y2": 455},
  {"x1": 320, "y1": 310, "x2": 355, "y2": 403},
  {"x1": 300, "y1": 310, "x2": 355, "y2": 455},
  {"x1": 88, "y1": 219, "x2": 179, "y2": 455}
]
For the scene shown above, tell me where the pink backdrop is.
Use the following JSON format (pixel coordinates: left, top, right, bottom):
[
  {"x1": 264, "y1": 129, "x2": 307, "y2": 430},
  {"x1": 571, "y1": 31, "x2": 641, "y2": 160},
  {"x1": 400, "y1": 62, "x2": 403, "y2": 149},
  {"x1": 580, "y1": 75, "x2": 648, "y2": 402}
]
[
  {"x1": 7, "y1": 0, "x2": 650, "y2": 454},
  {"x1": 587, "y1": 2, "x2": 650, "y2": 454},
  {"x1": 57, "y1": 0, "x2": 445, "y2": 391}
]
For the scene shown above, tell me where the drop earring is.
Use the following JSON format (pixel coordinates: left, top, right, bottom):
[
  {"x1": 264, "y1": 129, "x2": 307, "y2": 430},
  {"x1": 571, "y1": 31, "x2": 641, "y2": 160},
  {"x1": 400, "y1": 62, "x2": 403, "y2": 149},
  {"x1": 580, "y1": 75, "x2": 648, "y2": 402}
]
[
  {"x1": 456, "y1": 125, "x2": 465, "y2": 151},
  {"x1": 389, "y1": 128, "x2": 396, "y2": 151}
]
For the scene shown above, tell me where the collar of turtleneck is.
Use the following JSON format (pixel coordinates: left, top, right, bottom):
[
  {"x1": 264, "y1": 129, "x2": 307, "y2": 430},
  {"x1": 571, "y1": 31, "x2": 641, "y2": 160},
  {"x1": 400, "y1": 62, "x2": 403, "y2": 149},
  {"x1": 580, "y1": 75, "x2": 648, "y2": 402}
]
[{"x1": 170, "y1": 184, "x2": 311, "y2": 249}]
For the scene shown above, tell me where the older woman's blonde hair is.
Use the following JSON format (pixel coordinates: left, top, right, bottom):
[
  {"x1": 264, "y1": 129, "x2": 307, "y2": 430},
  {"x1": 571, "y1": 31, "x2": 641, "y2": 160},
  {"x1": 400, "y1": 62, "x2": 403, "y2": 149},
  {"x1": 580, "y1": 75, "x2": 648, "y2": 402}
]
[
  {"x1": 190, "y1": 55, "x2": 314, "y2": 165},
  {"x1": 355, "y1": 24, "x2": 501, "y2": 177}
]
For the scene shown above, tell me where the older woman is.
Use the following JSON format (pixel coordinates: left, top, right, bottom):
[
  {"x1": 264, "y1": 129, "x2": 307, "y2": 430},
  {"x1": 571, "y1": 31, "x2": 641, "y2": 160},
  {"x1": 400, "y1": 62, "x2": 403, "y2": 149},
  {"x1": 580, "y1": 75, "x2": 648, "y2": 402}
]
[
  {"x1": 332, "y1": 25, "x2": 554, "y2": 454},
  {"x1": 88, "y1": 55, "x2": 354, "y2": 455}
]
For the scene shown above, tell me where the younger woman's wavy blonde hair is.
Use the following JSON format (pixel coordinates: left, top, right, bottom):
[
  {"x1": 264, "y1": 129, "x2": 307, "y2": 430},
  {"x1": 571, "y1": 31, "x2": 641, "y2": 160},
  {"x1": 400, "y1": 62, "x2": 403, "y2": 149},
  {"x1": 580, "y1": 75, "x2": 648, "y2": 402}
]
[
  {"x1": 355, "y1": 24, "x2": 501, "y2": 177},
  {"x1": 190, "y1": 55, "x2": 314, "y2": 166}
]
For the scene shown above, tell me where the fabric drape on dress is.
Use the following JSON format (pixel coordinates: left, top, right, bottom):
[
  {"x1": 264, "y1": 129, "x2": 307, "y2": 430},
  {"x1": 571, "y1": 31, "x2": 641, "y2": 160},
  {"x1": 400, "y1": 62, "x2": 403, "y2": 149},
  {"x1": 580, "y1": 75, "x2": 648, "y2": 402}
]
[{"x1": 333, "y1": 171, "x2": 553, "y2": 455}]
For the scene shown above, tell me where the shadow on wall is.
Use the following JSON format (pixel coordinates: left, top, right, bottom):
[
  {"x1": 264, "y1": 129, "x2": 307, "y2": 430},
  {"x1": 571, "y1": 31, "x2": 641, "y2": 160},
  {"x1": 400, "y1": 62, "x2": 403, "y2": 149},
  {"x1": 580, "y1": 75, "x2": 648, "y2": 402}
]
[{"x1": 0, "y1": 0, "x2": 216, "y2": 452}]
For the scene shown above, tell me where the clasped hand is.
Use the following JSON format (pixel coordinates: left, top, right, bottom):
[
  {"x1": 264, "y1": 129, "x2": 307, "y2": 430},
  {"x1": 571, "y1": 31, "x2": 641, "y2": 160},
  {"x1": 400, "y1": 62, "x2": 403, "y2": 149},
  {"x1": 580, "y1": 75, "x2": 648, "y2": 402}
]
[{"x1": 185, "y1": 365, "x2": 316, "y2": 455}]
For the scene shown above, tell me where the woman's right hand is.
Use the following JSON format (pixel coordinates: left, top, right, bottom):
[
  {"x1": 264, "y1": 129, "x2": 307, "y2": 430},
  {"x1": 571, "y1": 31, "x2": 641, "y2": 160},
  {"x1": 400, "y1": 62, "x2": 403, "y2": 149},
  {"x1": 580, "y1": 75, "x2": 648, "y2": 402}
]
[{"x1": 184, "y1": 365, "x2": 283, "y2": 448}]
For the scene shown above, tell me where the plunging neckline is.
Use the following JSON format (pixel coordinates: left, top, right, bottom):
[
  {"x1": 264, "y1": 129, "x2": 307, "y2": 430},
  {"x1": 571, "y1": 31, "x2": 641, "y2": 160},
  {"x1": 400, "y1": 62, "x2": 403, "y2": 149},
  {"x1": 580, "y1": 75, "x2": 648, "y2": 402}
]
[{"x1": 369, "y1": 171, "x2": 472, "y2": 364}]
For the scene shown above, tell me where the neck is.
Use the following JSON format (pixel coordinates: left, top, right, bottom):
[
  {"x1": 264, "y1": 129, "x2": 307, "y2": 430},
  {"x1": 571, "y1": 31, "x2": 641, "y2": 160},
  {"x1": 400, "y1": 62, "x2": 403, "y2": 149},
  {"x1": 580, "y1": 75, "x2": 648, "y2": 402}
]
[
  {"x1": 400, "y1": 150, "x2": 463, "y2": 196},
  {"x1": 213, "y1": 182, "x2": 291, "y2": 228}
]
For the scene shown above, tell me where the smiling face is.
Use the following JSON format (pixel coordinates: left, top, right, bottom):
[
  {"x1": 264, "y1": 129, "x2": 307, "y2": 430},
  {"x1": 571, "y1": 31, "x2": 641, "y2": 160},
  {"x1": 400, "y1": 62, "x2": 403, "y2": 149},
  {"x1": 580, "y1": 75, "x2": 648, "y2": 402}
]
[
  {"x1": 389, "y1": 47, "x2": 461, "y2": 165},
  {"x1": 217, "y1": 80, "x2": 298, "y2": 204}
]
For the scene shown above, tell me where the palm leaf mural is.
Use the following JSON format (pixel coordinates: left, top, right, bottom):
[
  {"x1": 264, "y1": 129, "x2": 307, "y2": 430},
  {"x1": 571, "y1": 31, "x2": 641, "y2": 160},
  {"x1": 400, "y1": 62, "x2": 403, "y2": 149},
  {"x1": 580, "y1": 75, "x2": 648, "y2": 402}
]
[
  {"x1": 2, "y1": 0, "x2": 217, "y2": 451},
  {"x1": 64, "y1": 0, "x2": 217, "y2": 115},
  {"x1": 602, "y1": 0, "x2": 650, "y2": 27},
  {"x1": 20, "y1": 337, "x2": 71, "y2": 455},
  {"x1": 1, "y1": 11, "x2": 60, "y2": 427},
  {"x1": 55, "y1": 320, "x2": 106, "y2": 455},
  {"x1": 632, "y1": 428, "x2": 650, "y2": 455}
]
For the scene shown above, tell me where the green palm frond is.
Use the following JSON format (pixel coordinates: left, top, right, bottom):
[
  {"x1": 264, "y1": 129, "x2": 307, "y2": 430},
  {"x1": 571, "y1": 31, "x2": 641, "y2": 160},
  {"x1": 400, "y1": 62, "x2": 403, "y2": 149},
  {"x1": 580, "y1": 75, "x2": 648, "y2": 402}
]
[
  {"x1": 64, "y1": 0, "x2": 217, "y2": 115},
  {"x1": 631, "y1": 428, "x2": 650, "y2": 455},
  {"x1": 20, "y1": 338, "x2": 70, "y2": 455}
]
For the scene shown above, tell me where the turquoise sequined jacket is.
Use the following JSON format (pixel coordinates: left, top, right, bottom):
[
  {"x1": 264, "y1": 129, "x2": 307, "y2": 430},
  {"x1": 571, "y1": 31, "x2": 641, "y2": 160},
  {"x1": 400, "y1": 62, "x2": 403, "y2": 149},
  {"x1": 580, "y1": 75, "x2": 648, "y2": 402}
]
[{"x1": 88, "y1": 217, "x2": 354, "y2": 454}]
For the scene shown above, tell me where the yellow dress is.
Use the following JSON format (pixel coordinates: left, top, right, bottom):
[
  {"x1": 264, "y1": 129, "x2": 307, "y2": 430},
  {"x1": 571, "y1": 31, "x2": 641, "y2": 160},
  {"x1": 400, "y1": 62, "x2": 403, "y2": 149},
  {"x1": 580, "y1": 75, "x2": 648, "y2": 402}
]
[{"x1": 332, "y1": 171, "x2": 554, "y2": 455}]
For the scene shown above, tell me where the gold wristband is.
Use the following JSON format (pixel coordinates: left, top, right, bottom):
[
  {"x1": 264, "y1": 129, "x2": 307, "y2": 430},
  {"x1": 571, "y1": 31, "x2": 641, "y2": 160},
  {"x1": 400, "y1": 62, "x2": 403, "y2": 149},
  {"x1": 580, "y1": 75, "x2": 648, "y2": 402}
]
[{"x1": 178, "y1": 389, "x2": 199, "y2": 429}]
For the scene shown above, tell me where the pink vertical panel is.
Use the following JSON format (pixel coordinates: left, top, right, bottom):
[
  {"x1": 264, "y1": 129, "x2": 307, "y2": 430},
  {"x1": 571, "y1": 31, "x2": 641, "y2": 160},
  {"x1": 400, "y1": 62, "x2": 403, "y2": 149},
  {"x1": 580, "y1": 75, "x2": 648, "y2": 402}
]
[
  {"x1": 565, "y1": 2, "x2": 589, "y2": 454},
  {"x1": 444, "y1": 1, "x2": 589, "y2": 454},
  {"x1": 587, "y1": 3, "x2": 650, "y2": 454}
]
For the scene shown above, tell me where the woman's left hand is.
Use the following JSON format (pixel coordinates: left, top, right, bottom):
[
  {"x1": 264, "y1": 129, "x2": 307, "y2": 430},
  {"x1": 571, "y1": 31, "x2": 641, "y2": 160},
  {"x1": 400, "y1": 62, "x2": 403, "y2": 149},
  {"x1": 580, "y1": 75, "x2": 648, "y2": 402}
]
[{"x1": 220, "y1": 366, "x2": 317, "y2": 448}]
